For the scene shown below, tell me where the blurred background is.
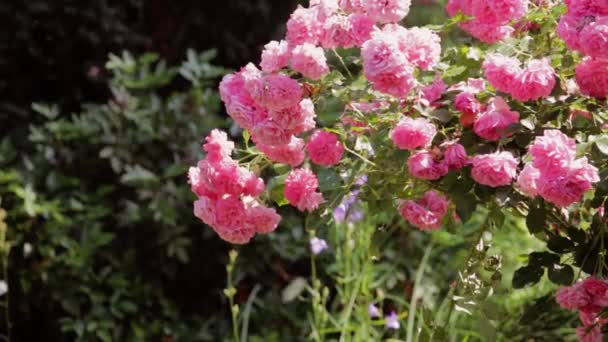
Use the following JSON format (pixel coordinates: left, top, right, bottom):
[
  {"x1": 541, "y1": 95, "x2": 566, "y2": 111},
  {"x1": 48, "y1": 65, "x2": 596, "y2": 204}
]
[{"x1": 0, "y1": 1, "x2": 577, "y2": 341}]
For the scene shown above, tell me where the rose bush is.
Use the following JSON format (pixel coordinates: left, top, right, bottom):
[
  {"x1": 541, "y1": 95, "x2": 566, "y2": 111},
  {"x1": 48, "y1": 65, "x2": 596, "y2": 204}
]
[{"x1": 189, "y1": 0, "x2": 608, "y2": 340}]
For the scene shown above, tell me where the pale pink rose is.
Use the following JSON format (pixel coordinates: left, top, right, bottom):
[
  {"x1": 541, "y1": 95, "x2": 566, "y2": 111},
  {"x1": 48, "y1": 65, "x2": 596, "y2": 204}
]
[
  {"x1": 194, "y1": 196, "x2": 217, "y2": 227},
  {"x1": 473, "y1": 97, "x2": 520, "y2": 141},
  {"x1": 516, "y1": 163, "x2": 540, "y2": 197},
  {"x1": 556, "y1": 282, "x2": 591, "y2": 311},
  {"x1": 214, "y1": 195, "x2": 248, "y2": 230},
  {"x1": 365, "y1": 0, "x2": 412, "y2": 23},
  {"x1": 197, "y1": 160, "x2": 247, "y2": 197},
  {"x1": 442, "y1": 142, "x2": 468, "y2": 171},
  {"x1": 246, "y1": 73, "x2": 303, "y2": 111},
  {"x1": 399, "y1": 190, "x2": 449, "y2": 230},
  {"x1": 306, "y1": 130, "x2": 345, "y2": 166},
  {"x1": 462, "y1": 21, "x2": 515, "y2": 43},
  {"x1": 242, "y1": 168, "x2": 265, "y2": 197},
  {"x1": 203, "y1": 129, "x2": 235, "y2": 164},
  {"x1": 447, "y1": 0, "x2": 524, "y2": 43},
  {"x1": 348, "y1": 13, "x2": 376, "y2": 46},
  {"x1": 286, "y1": 6, "x2": 321, "y2": 46},
  {"x1": 537, "y1": 157, "x2": 600, "y2": 207},
  {"x1": 390, "y1": 117, "x2": 437, "y2": 150},
  {"x1": 320, "y1": 14, "x2": 354, "y2": 49},
  {"x1": 402, "y1": 27, "x2": 442, "y2": 70},
  {"x1": 483, "y1": 54, "x2": 522, "y2": 94},
  {"x1": 293, "y1": 98, "x2": 317, "y2": 134},
  {"x1": 290, "y1": 43, "x2": 330, "y2": 80},
  {"x1": 361, "y1": 29, "x2": 408, "y2": 77},
  {"x1": 219, "y1": 71, "x2": 263, "y2": 130},
  {"x1": 260, "y1": 40, "x2": 291, "y2": 73},
  {"x1": 580, "y1": 17, "x2": 608, "y2": 58},
  {"x1": 576, "y1": 57, "x2": 608, "y2": 99},
  {"x1": 246, "y1": 205, "x2": 282, "y2": 234},
  {"x1": 511, "y1": 58, "x2": 556, "y2": 102},
  {"x1": 529, "y1": 129, "x2": 577, "y2": 172},
  {"x1": 408, "y1": 150, "x2": 449, "y2": 180},
  {"x1": 421, "y1": 74, "x2": 447, "y2": 106},
  {"x1": 284, "y1": 168, "x2": 325, "y2": 212},
  {"x1": 470, "y1": 151, "x2": 518, "y2": 187},
  {"x1": 311, "y1": 0, "x2": 340, "y2": 22},
  {"x1": 257, "y1": 137, "x2": 306, "y2": 167}
]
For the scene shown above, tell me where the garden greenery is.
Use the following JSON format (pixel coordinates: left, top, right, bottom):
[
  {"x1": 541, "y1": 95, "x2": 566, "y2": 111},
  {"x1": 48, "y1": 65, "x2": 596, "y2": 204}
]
[{"x1": 188, "y1": 0, "x2": 608, "y2": 340}]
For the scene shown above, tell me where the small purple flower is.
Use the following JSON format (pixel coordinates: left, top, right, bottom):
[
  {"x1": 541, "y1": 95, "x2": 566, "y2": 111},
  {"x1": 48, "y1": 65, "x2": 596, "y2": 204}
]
[
  {"x1": 310, "y1": 237, "x2": 328, "y2": 255},
  {"x1": 385, "y1": 311, "x2": 400, "y2": 330},
  {"x1": 368, "y1": 304, "x2": 381, "y2": 318}
]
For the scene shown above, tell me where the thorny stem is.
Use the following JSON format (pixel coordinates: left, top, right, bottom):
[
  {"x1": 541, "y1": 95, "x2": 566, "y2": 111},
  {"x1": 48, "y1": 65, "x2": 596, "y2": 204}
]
[{"x1": 332, "y1": 49, "x2": 354, "y2": 79}]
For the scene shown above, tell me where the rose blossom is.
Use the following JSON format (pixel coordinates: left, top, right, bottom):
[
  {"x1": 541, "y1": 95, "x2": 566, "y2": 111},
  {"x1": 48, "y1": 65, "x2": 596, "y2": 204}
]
[
  {"x1": 529, "y1": 129, "x2": 577, "y2": 172},
  {"x1": 536, "y1": 157, "x2": 600, "y2": 207},
  {"x1": 473, "y1": 97, "x2": 520, "y2": 141},
  {"x1": 470, "y1": 151, "x2": 518, "y2": 187},
  {"x1": 246, "y1": 205, "x2": 282, "y2": 234},
  {"x1": 455, "y1": 92, "x2": 483, "y2": 127},
  {"x1": 511, "y1": 58, "x2": 556, "y2": 102},
  {"x1": 286, "y1": 5, "x2": 321, "y2": 46},
  {"x1": 284, "y1": 168, "x2": 325, "y2": 212},
  {"x1": 399, "y1": 191, "x2": 449, "y2": 230},
  {"x1": 421, "y1": 75, "x2": 447, "y2": 106},
  {"x1": 366, "y1": 0, "x2": 412, "y2": 23},
  {"x1": 260, "y1": 40, "x2": 290, "y2": 73},
  {"x1": 576, "y1": 57, "x2": 608, "y2": 99},
  {"x1": 556, "y1": 282, "x2": 591, "y2": 311},
  {"x1": 246, "y1": 72, "x2": 303, "y2": 111},
  {"x1": 203, "y1": 129, "x2": 235, "y2": 164},
  {"x1": 290, "y1": 43, "x2": 330, "y2": 80},
  {"x1": 579, "y1": 17, "x2": 608, "y2": 59},
  {"x1": 348, "y1": 13, "x2": 376, "y2": 46},
  {"x1": 257, "y1": 137, "x2": 306, "y2": 167},
  {"x1": 408, "y1": 151, "x2": 449, "y2": 180},
  {"x1": 306, "y1": 130, "x2": 345, "y2": 166},
  {"x1": 402, "y1": 27, "x2": 442, "y2": 71},
  {"x1": 442, "y1": 142, "x2": 468, "y2": 171},
  {"x1": 482, "y1": 54, "x2": 522, "y2": 93},
  {"x1": 320, "y1": 14, "x2": 354, "y2": 48},
  {"x1": 390, "y1": 117, "x2": 437, "y2": 150},
  {"x1": 516, "y1": 163, "x2": 540, "y2": 197}
]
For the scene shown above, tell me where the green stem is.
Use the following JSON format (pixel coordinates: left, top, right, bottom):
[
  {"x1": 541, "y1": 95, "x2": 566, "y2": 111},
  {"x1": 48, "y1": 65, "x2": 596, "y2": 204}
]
[{"x1": 406, "y1": 242, "x2": 434, "y2": 342}]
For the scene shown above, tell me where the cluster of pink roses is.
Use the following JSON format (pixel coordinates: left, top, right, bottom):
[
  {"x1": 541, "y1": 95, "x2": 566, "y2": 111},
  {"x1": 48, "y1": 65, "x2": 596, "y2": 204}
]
[
  {"x1": 556, "y1": 277, "x2": 608, "y2": 341},
  {"x1": 446, "y1": 0, "x2": 529, "y2": 43},
  {"x1": 558, "y1": 0, "x2": 608, "y2": 99},
  {"x1": 361, "y1": 24, "x2": 441, "y2": 97},
  {"x1": 188, "y1": 130, "x2": 281, "y2": 244},
  {"x1": 482, "y1": 54, "x2": 556, "y2": 102},
  {"x1": 517, "y1": 130, "x2": 600, "y2": 207},
  {"x1": 399, "y1": 190, "x2": 450, "y2": 230}
]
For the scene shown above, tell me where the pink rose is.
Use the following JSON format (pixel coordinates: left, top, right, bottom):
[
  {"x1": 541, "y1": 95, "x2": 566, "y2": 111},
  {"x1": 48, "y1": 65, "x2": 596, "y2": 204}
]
[
  {"x1": 516, "y1": 163, "x2": 540, "y2": 197},
  {"x1": 246, "y1": 205, "x2": 282, "y2": 234},
  {"x1": 421, "y1": 74, "x2": 447, "y2": 106},
  {"x1": 580, "y1": 17, "x2": 608, "y2": 58},
  {"x1": 286, "y1": 6, "x2": 321, "y2": 46},
  {"x1": 390, "y1": 117, "x2": 437, "y2": 150},
  {"x1": 536, "y1": 157, "x2": 600, "y2": 207},
  {"x1": 408, "y1": 150, "x2": 449, "y2": 180},
  {"x1": 556, "y1": 282, "x2": 591, "y2": 311},
  {"x1": 470, "y1": 151, "x2": 518, "y2": 187},
  {"x1": 511, "y1": 58, "x2": 556, "y2": 102},
  {"x1": 442, "y1": 142, "x2": 468, "y2": 171},
  {"x1": 365, "y1": 0, "x2": 412, "y2": 23},
  {"x1": 246, "y1": 73, "x2": 303, "y2": 111},
  {"x1": 257, "y1": 137, "x2": 306, "y2": 167},
  {"x1": 202, "y1": 129, "x2": 235, "y2": 164},
  {"x1": 306, "y1": 130, "x2": 345, "y2": 166},
  {"x1": 483, "y1": 54, "x2": 522, "y2": 94},
  {"x1": 347, "y1": 13, "x2": 376, "y2": 46},
  {"x1": 576, "y1": 57, "x2": 608, "y2": 99},
  {"x1": 455, "y1": 92, "x2": 483, "y2": 127},
  {"x1": 260, "y1": 40, "x2": 291, "y2": 73},
  {"x1": 320, "y1": 14, "x2": 354, "y2": 49},
  {"x1": 529, "y1": 129, "x2": 577, "y2": 172},
  {"x1": 251, "y1": 120, "x2": 293, "y2": 146},
  {"x1": 401, "y1": 27, "x2": 442, "y2": 71},
  {"x1": 473, "y1": 97, "x2": 520, "y2": 141},
  {"x1": 284, "y1": 168, "x2": 325, "y2": 212},
  {"x1": 290, "y1": 43, "x2": 330, "y2": 80},
  {"x1": 399, "y1": 191, "x2": 449, "y2": 230},
  {"x1": 583, "y1": 277, "x2": 608, "y2": 308}
]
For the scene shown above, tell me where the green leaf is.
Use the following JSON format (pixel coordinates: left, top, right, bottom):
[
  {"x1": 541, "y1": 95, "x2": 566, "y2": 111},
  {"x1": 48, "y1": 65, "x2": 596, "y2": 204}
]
[
  {"x1": 453, "y1": 193, "x2": 477, "y2": 223},
  {"x1": 526, "y1": 205, "x2": 547, "y2": 234},
  {"x1": 488, "y1": 208, "x2": 506, "y2": 229},
  {"x1": 548, "y1": 264, "x2": 574, "y2": 285},
  {"x1": 547, "y1": 235, "x2": 575, "y2": 253},
  {"x1": 594, "y1": 135, "x2": 608, "y2": 155},
  {"x1": 444, "y1": 65, "x2": 466, "y2": 78},
  {"x1": 512, "y1": 265, "x2": 544, "y2": 289},
  {"x1": 317, "y1": 168, "x2": 342, "y2": 192},
  {"x1": 528, "y1": 252, "x2": 560, "y2": 267},
  {"x1": 281, "y1": 277, "x2": 308, "y2": 303},
  {"x1": 475, "y1": 317, "x2": 497, "y2": 342}
]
